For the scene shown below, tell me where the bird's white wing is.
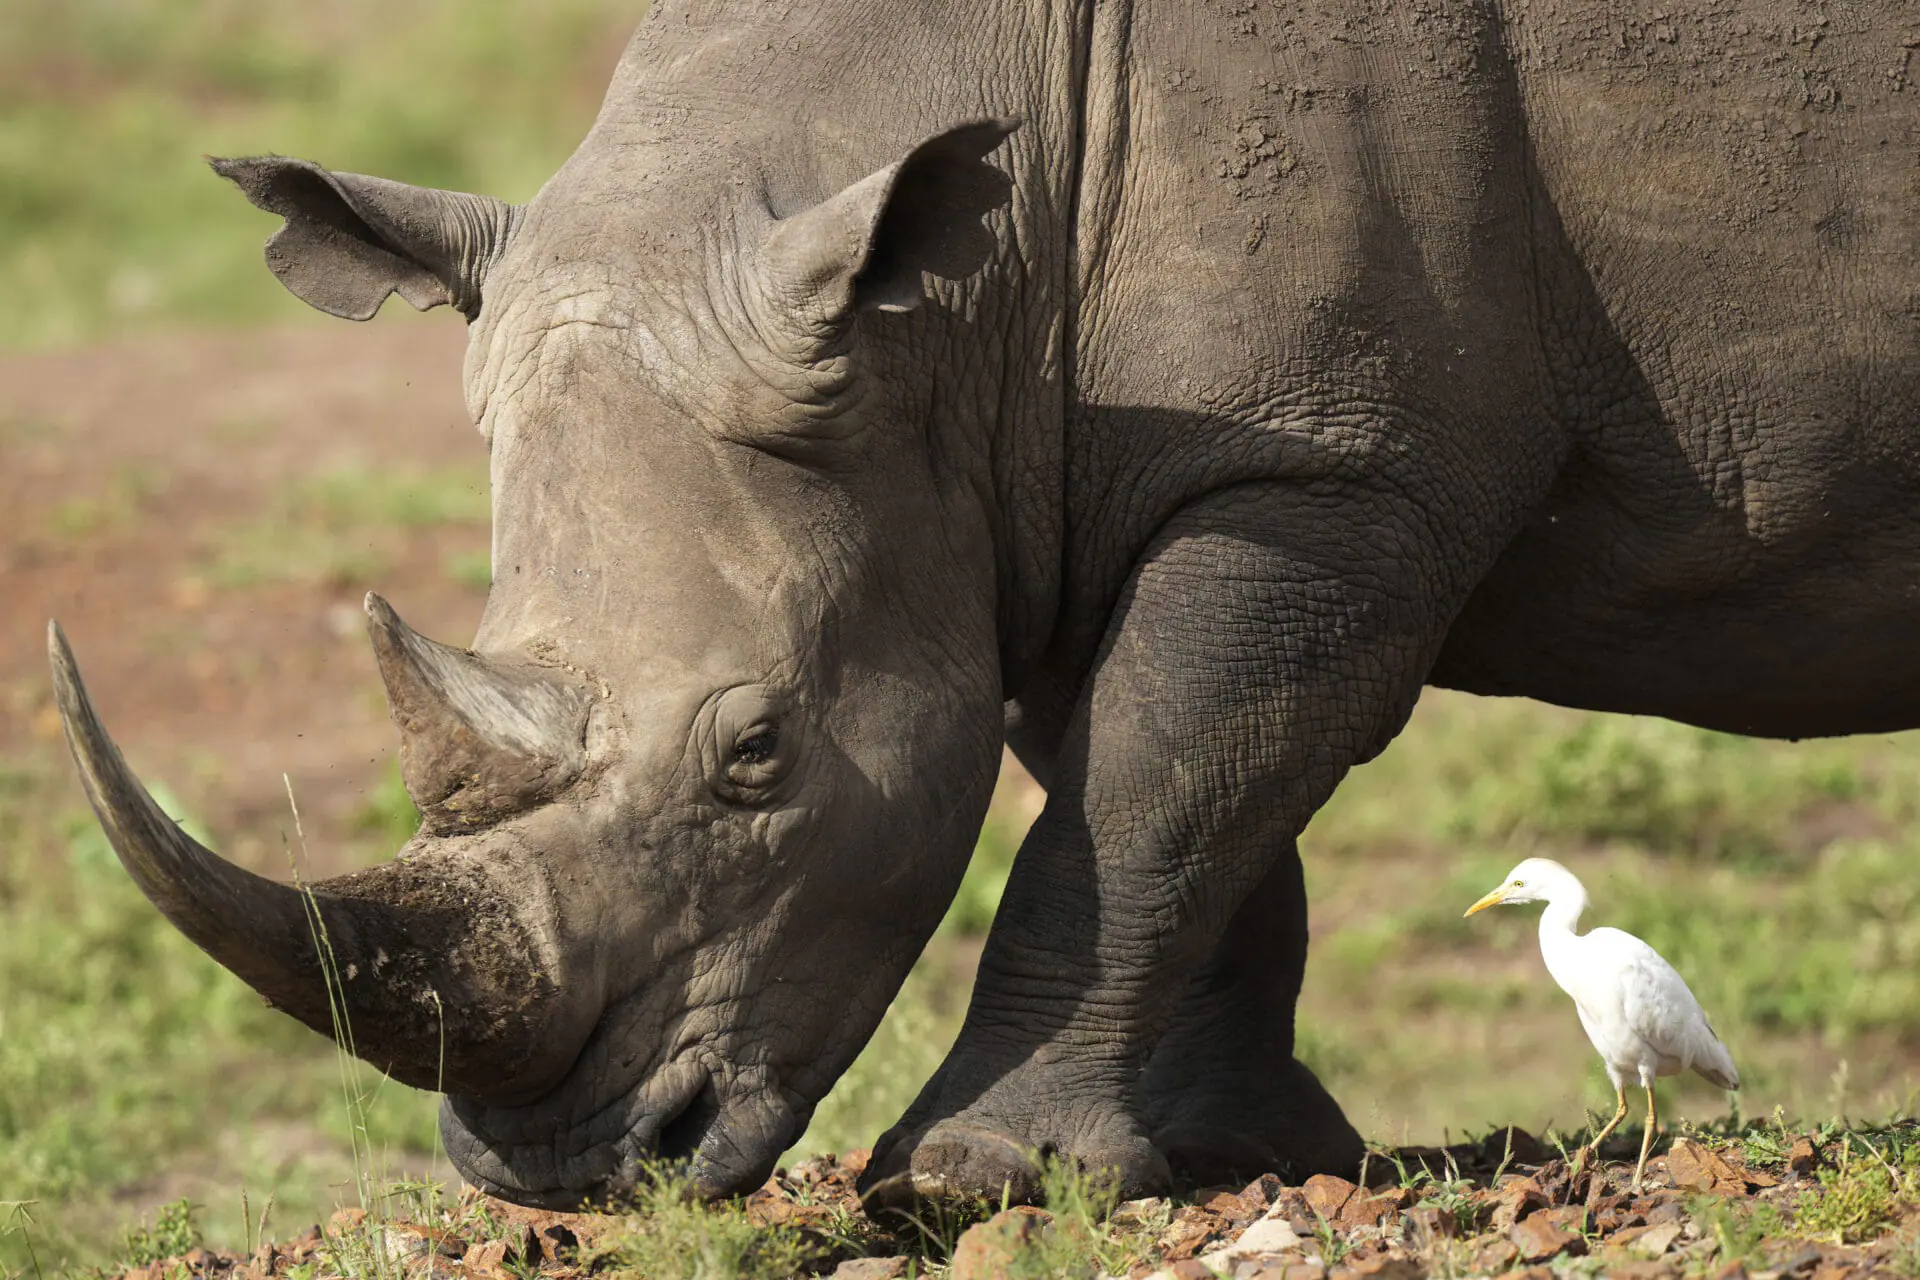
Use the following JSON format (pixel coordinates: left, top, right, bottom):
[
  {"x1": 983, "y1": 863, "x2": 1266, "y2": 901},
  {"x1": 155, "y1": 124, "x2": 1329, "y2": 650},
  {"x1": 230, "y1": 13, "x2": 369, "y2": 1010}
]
[{"x1": 1589, "y1": 927, "x2": 1741, "y2": 1090}]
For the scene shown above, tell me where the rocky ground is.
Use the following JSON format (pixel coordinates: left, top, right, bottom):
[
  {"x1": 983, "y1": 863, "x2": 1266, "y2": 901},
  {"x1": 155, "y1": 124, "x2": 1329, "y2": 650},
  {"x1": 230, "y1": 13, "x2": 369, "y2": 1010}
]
[{"x1": 99, "y1": 1123, "x2": 1920, "y2": 1280}]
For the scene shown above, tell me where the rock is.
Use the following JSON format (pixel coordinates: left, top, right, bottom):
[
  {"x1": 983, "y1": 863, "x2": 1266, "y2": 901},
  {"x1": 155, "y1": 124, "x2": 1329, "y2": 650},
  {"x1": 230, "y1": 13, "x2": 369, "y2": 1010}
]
[
  {"x1": 1665, "y1": 1139, "x2": 1744, "y2": 1195},
  {"x1": 1489, "y1": 1177, "x2": 1549, "y2": 1230},
  {"x1": 1341, "y1": 1189, "x2": 1413, "y2": 1228},
  {"x1": 1302, "y1": 1174, "x2": 1358, "y2": 1222},
  {"x1": 1400, "y1": 1205, "x2": 1459, "y2": 1249},
  {"x1": 1240, "y1": 1173, "x2": 1287, "y2": 1208},
  {"x1": 831, "y1": 1258, "x2": 909, "y2": 1280},
  {"x1": 327, "y1": 1207, "x2": 367, "y2": 1235},
  {"x1": 538, "y1": 1222, "x2": 579, "y2": 1262},
  {"x1": 1789, "y1": 1138, "x2": 1823, "y2": 1177},
  {"x1": 1509, "y1": 1213, "x2": 1582, "y2": 1263},
  {"x1": 1268, "y1": 1188, "x2": 1316, "y2": 1233},
  {"x1": 950, "y1": 1206, "x2": 1051, "y2": 1280},
  {"x1": 465, "y1": 1238, "x2": 512, "y2": 1280},
  {"x1": 1111, "y1": 1196, "x2": 1172, "y2": 1230},
  {"x1": 1157, "y1": 1206, "x2": 1227, "y2": 1261},
  {"x1": 1343, "y1": 1256, "x2": 1427, "y2": 1279},
  {"x1": 842, "y1": 1147, "x2": 873, "y2": 1177},
  {"x1": 378, "y1": 1227, "x2": 431, "y2": 1263},
  {"x1": 1195, "y1": 1212, "x2": 1302, "y2": 1270},
  {"x1": 1609, "y1": 1220, "x2": 1683, "y2": 1258},
  {"x1": 1472, "y1": 1239, "x2": 1520, "y2": 1273},
  {"x1": 1167, "y1": 1261, "x2": 1219, "y2": 1280},
  {"x1": 1202, "y1": 1189, "x2": 1263, "y2": 1226}
]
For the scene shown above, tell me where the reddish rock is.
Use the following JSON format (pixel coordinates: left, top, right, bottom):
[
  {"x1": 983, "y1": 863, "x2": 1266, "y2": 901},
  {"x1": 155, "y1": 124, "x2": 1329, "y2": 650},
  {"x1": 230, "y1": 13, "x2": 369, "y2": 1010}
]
[
  {"x1": 842, "y1": 1147, "x2": 873, "y2": 1177},
  {"x1": 1269, "y1": 1188, "x2": 1316, "y2": 1233},
  {"x1": 1240, "y1": 1173, "x2": 1287, "y2": 1207},
  {"x1": 327, "y1": 1207, "x2": 367, "y2": 1234},
  {"x1": 1490, "y1": 1177, "x2": 1549, "y2": 1230},
  {"x1": 1303, "y1": 1174, "x2": 1360, "y2": 1222},
  {"x1": 465, "y1": 1239, "x2": 513, "y2": 1280},
  {"x1": 1789, "y1": 1138, "x2": 1823, "y2": 1177},
  {"x1": 1665, "y1": 1139, "x2": 1745, "y2": 1195},
  {"x1": 1401, "y1": 1204, "x2": 1460, "y2": 1249},
  {"x1": 1156, "y1": 1206, "x2": 1226, "y2": 1261},
  {"x1": 1473, "y1": 1238, "x2": 1520, "y2": 1273},
  {"x1": 1342, "y1": 1255, "x2": 1427, "y2": 1278},
  {"x1": 1510, "y1": 1213, "x2": 1582, "y2": 1262},
  {"x1": 830, "y1": 1258, "x2": 908, "y2": 1280},
  {"x1": 950, "y1": 1207, "x2": 1051, "y2": 1280},
  {"x1": 1169, "y1": 1261, "x2": 1220, "y2": 1280},
  {"x1": 1202, "y1": 1188, "x2": 1262, "y2": 1226}
]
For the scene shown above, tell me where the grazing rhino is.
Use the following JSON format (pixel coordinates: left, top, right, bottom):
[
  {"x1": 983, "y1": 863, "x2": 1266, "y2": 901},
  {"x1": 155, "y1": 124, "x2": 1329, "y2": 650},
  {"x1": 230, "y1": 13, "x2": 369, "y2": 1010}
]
[{"x1": 49, "y1": 0, "x2": 1920, "y2": 1209}]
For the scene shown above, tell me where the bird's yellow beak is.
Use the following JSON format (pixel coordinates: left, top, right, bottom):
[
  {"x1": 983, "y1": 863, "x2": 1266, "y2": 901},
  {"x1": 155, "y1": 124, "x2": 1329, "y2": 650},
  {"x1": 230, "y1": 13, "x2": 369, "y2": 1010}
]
[{"x1": 1464, "y1": 886, "x2": 1509, "y2": 917}]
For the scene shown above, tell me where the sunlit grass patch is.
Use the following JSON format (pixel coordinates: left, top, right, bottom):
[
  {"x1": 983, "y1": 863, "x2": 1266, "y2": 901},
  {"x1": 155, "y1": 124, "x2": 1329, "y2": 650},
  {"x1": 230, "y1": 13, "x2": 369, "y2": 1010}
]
[{"x1": 0, "y1": 0, "x2": 632, "y2": 350}]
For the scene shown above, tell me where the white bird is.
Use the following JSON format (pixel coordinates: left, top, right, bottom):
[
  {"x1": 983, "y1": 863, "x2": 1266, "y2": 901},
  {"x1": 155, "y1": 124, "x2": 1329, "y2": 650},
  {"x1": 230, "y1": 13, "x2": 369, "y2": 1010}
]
[{"x1": 1464, "y1": 856, "x2": 1740, "y2": 1191}]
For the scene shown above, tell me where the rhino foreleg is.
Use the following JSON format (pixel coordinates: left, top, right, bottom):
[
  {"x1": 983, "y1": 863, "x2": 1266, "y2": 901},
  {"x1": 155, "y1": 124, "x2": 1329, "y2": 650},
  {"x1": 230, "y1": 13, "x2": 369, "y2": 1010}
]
[
  {"x1": 861, "y1": 481, "x2": 1464, "y2": 1207},
  {"x1": 1139, "y1": 839, "x2": 1363, "y2": 1185}
]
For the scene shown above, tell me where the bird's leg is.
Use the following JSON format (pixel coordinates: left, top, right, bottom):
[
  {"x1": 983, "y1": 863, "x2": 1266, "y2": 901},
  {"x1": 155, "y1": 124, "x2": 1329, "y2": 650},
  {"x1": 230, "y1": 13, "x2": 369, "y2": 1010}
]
[
  {"x1": 1575, "y1": 1085, "x2": 1629, "y2": 1174},
  {"x1": 1632, "y1": 1084, "x2": 1659, "y2": 1193}
]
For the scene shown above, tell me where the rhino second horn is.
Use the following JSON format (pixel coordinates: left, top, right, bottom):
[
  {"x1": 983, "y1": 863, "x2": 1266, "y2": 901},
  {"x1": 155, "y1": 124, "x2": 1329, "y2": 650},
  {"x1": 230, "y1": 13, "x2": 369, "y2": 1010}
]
[
  {"x1": 45, "y1": 621, "x2": 572, "y2": 1097},
  {"x1": 364, "y1": 593, "x2": 592, "y2": 831}
]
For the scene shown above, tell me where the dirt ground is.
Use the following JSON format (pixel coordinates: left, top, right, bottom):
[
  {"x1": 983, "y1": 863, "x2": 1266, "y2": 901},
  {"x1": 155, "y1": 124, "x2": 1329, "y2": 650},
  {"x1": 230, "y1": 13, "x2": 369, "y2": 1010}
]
[{"x1": 2, "y1": 315, "x2": 493, "y2": 871}]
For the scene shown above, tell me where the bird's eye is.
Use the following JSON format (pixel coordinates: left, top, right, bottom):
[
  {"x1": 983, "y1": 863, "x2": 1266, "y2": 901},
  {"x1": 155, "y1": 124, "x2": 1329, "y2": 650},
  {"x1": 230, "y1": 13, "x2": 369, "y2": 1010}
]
[
  {"x1": 1512, "y1": 880, "x2": 1525, "y2": 889},
  {"x1": 733, "y1": 727, "x2": 778, "y2": 765}
]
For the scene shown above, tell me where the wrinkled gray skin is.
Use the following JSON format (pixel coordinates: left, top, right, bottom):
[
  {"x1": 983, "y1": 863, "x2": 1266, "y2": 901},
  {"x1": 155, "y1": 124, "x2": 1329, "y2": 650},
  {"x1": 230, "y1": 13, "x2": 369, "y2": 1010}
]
[{"x1": 52, "y1": 0, "x2": 1920, "y2": 1209}]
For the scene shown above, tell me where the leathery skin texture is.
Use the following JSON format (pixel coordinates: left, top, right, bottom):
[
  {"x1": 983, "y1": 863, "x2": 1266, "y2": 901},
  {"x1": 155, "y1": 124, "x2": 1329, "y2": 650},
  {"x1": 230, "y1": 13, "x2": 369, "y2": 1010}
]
[{"x1": 50, "y1": 0, "x2": 1920, "y2": 1207}]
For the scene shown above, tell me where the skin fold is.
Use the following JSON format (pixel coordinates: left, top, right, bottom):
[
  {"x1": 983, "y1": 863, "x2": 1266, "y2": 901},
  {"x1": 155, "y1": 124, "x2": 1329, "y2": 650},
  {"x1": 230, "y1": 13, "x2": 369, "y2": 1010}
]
[{"x1": 50, "y1": 0, "x2": 1920, "y2": 1207}]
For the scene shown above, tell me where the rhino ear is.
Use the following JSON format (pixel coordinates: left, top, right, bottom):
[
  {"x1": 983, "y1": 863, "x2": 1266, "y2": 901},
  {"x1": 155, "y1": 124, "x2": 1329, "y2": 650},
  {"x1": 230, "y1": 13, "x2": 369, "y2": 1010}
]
[
  {"x1": 210, "y1": 156, "x2": 519, "y2": 322},
  {"x1": 764, "y1": 119, "x2": 1020, "y2": 328}
]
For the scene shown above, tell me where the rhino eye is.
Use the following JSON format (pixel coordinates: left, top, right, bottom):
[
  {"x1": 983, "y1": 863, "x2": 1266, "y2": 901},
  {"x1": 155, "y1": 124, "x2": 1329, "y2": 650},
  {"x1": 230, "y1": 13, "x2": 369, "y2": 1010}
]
[{"x1": 733, "y1": 727, "x2": 778, "y2": 766}]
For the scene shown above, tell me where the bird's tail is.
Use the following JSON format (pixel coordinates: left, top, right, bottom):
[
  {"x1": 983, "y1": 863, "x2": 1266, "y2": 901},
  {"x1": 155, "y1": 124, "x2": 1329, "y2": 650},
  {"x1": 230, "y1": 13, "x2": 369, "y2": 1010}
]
[{"x1": 1694, "y1": 1026, "x2": 1740, "y2": 1091}]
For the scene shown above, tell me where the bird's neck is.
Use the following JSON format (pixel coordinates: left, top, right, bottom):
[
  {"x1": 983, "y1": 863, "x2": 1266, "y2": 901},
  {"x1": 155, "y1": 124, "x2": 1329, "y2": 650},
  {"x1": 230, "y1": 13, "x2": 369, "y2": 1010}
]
[{"x1": 1538, "y1": 882, "x2": 1588, "y2": 942}]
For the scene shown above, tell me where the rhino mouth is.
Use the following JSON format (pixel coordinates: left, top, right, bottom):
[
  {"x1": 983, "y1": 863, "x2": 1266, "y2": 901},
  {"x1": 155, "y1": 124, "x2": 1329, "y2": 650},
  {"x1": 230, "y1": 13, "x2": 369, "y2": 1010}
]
[{"x1": 440, "y1": 1047, "x2": 804, "y2": 1207}]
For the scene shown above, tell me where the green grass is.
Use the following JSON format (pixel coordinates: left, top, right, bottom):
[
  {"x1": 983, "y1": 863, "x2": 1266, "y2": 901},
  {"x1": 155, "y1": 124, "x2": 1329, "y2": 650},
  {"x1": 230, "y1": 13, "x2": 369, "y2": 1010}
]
[
  {"x1": 0, "y1": 0, "x2": 632, "y2": 350},
  {"x1": 0, "y1": 757, "x2": 441, "y2": 1275},
  {"x1": 15, "y1": 683, "x2": 1920, "y2": 1270},
  {"x1": 199, "y1": 461, "x2": 490, "y2": 588}
]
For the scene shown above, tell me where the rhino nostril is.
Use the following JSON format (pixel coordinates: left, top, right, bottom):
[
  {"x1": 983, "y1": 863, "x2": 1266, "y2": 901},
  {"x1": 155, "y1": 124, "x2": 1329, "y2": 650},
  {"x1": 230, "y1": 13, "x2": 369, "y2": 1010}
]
[{"x1": 656, "y1": 1081, "x2": 722, "y2": 1163}]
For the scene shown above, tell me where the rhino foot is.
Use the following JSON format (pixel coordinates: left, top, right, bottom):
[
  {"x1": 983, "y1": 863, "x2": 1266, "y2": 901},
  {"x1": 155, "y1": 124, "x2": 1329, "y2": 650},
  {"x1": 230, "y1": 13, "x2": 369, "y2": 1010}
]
[
  {"x1": 859, "y1": 1110, "x2": 1168, "y2": 1211},
  {"x1": 1142, "y1": 1054, "x2": 1366, "y2": 1188}
]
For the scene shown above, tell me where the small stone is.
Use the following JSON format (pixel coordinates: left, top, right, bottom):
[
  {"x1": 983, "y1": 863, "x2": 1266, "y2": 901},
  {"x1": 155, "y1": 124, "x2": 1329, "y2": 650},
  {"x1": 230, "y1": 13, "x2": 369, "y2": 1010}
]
[
  {"x1": 1624, "y1": 1220, "x2": 1683, "y2": 1257},
  {"x1": 1204, "y1": 1189, "x2": 1262, "y2": 1226},
  {"x1": 327, "y1": 1207, "x2": 367, "y2": 1235},
  {"x1": 1344, "y1": 1256, "x2": 1427, "y2": 1279},
  {"x1": 1203, "y1": 1213, "x2": 1302, "y2": 1263},
  {"x1": 1489, "y1": 1177, "x2": 1549, "y2": 1230},
  {"x1": 1302, "y1": 1174, "x2": 1358, "y2": 1222},
  {"x1": 1401, "y1": 1204, "x2": 1459, "y2": 1248},
  {"x1": 950, "y1": 1207, "x2": 1051, "y2": 1280},
  {"x1": 1711, "y1": 1263, "x2": 1749, "y2": 1280},
  {"x1": 465, "y1": 1239, "x2": 512, "y2": 1280},
  {"x1": 1509, "y1": 1213, "x2": 1581, "y2": 1262},
  {"x1": 1473, "y1": 1238, "x2": 1520, "y2": 1273},
  {"x1": 1665, "y1": 1139, "x2": 1744, "y2": 1195},
  {"x1": 1169, "y1": 1261, "x2": 1218, "y2": 1280},
  {"x1": 830, "y1": 1258, "x2": 909, "y2": 1280},
  {"x1": 379, "y1": 1228, "x2": 431, "y2": 1263},
  {"x1": 1788, "y1": 1138, "x2": 1822, "y2": 1176},
  {"x1": 539, "y1": 1222, "x2": 579, "y2": 1262},
  {"x1": 1158, "y1": 1206, "x2": 1227, "y2": 1261},
  {"x1": 1239, "y1": 1174, "x2": 1286, "y2": 1208},
  {"x1": 1112, "y1": 1197, "x2": 1172, "y2": 1230},
  {"x1": 842, "y1": 1148, "x2": 873, "y2": 1177}
]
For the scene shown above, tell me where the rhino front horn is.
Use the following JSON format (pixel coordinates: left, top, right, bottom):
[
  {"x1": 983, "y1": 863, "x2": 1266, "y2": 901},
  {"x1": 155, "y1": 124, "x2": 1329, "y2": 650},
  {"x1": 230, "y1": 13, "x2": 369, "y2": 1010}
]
[
  {"x1": 47, "y1": 621, "x2": 574, "y2": 1097},
  {"x1": 365, "y1": 593, "x2": 593, "y2": 831}
]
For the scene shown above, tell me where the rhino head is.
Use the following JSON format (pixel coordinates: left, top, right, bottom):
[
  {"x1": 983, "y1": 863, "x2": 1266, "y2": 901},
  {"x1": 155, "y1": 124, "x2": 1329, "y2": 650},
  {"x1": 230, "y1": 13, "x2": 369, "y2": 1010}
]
[{"x1": 50, "y1": 111, "x2": 1025, "y2": 1205}]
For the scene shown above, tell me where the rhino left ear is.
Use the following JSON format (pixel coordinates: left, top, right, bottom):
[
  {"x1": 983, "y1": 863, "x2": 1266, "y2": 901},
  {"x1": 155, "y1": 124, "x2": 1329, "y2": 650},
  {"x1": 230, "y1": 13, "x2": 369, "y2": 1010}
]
[
  {"x1": 764, "y1": 119, "x2": 1020, "y2": 328},
  {"x1": 210, "y1": 156, "x2": 519, "y2": 322}
]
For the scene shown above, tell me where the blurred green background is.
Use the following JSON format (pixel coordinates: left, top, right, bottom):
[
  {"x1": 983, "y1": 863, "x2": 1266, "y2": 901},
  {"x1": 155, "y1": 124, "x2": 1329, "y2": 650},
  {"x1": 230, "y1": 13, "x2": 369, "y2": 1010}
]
[{"x1": 6, "y1": 1, "x2": 1920, "y2": 1273}]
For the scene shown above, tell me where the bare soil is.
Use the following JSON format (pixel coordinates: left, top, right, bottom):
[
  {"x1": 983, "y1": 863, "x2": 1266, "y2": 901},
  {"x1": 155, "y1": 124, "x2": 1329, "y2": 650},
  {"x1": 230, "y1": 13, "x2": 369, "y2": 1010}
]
[{"x1": 1, "y1": 316, "x2": 486, "y2": 872}]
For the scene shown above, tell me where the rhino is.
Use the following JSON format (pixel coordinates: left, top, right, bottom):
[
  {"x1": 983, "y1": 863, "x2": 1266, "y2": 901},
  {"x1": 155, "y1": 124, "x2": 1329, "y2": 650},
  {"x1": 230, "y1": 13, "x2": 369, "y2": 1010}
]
[{"x1": 48, "y1": 0, "x2": 1920, "y2": 1209}]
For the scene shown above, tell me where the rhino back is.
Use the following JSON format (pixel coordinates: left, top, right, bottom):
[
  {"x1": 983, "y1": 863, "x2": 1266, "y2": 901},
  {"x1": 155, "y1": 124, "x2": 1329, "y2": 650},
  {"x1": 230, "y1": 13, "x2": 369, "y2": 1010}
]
[{"x1": 1435, "y1": 0, "x2": 1920, "y2": 736}]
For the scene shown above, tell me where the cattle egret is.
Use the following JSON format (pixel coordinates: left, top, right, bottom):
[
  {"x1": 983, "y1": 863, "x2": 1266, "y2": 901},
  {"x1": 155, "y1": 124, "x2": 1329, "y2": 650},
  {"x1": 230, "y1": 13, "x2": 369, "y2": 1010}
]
[{"x1": 1464, "y1": 856, "x2": 1739, "y2": 1191}]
